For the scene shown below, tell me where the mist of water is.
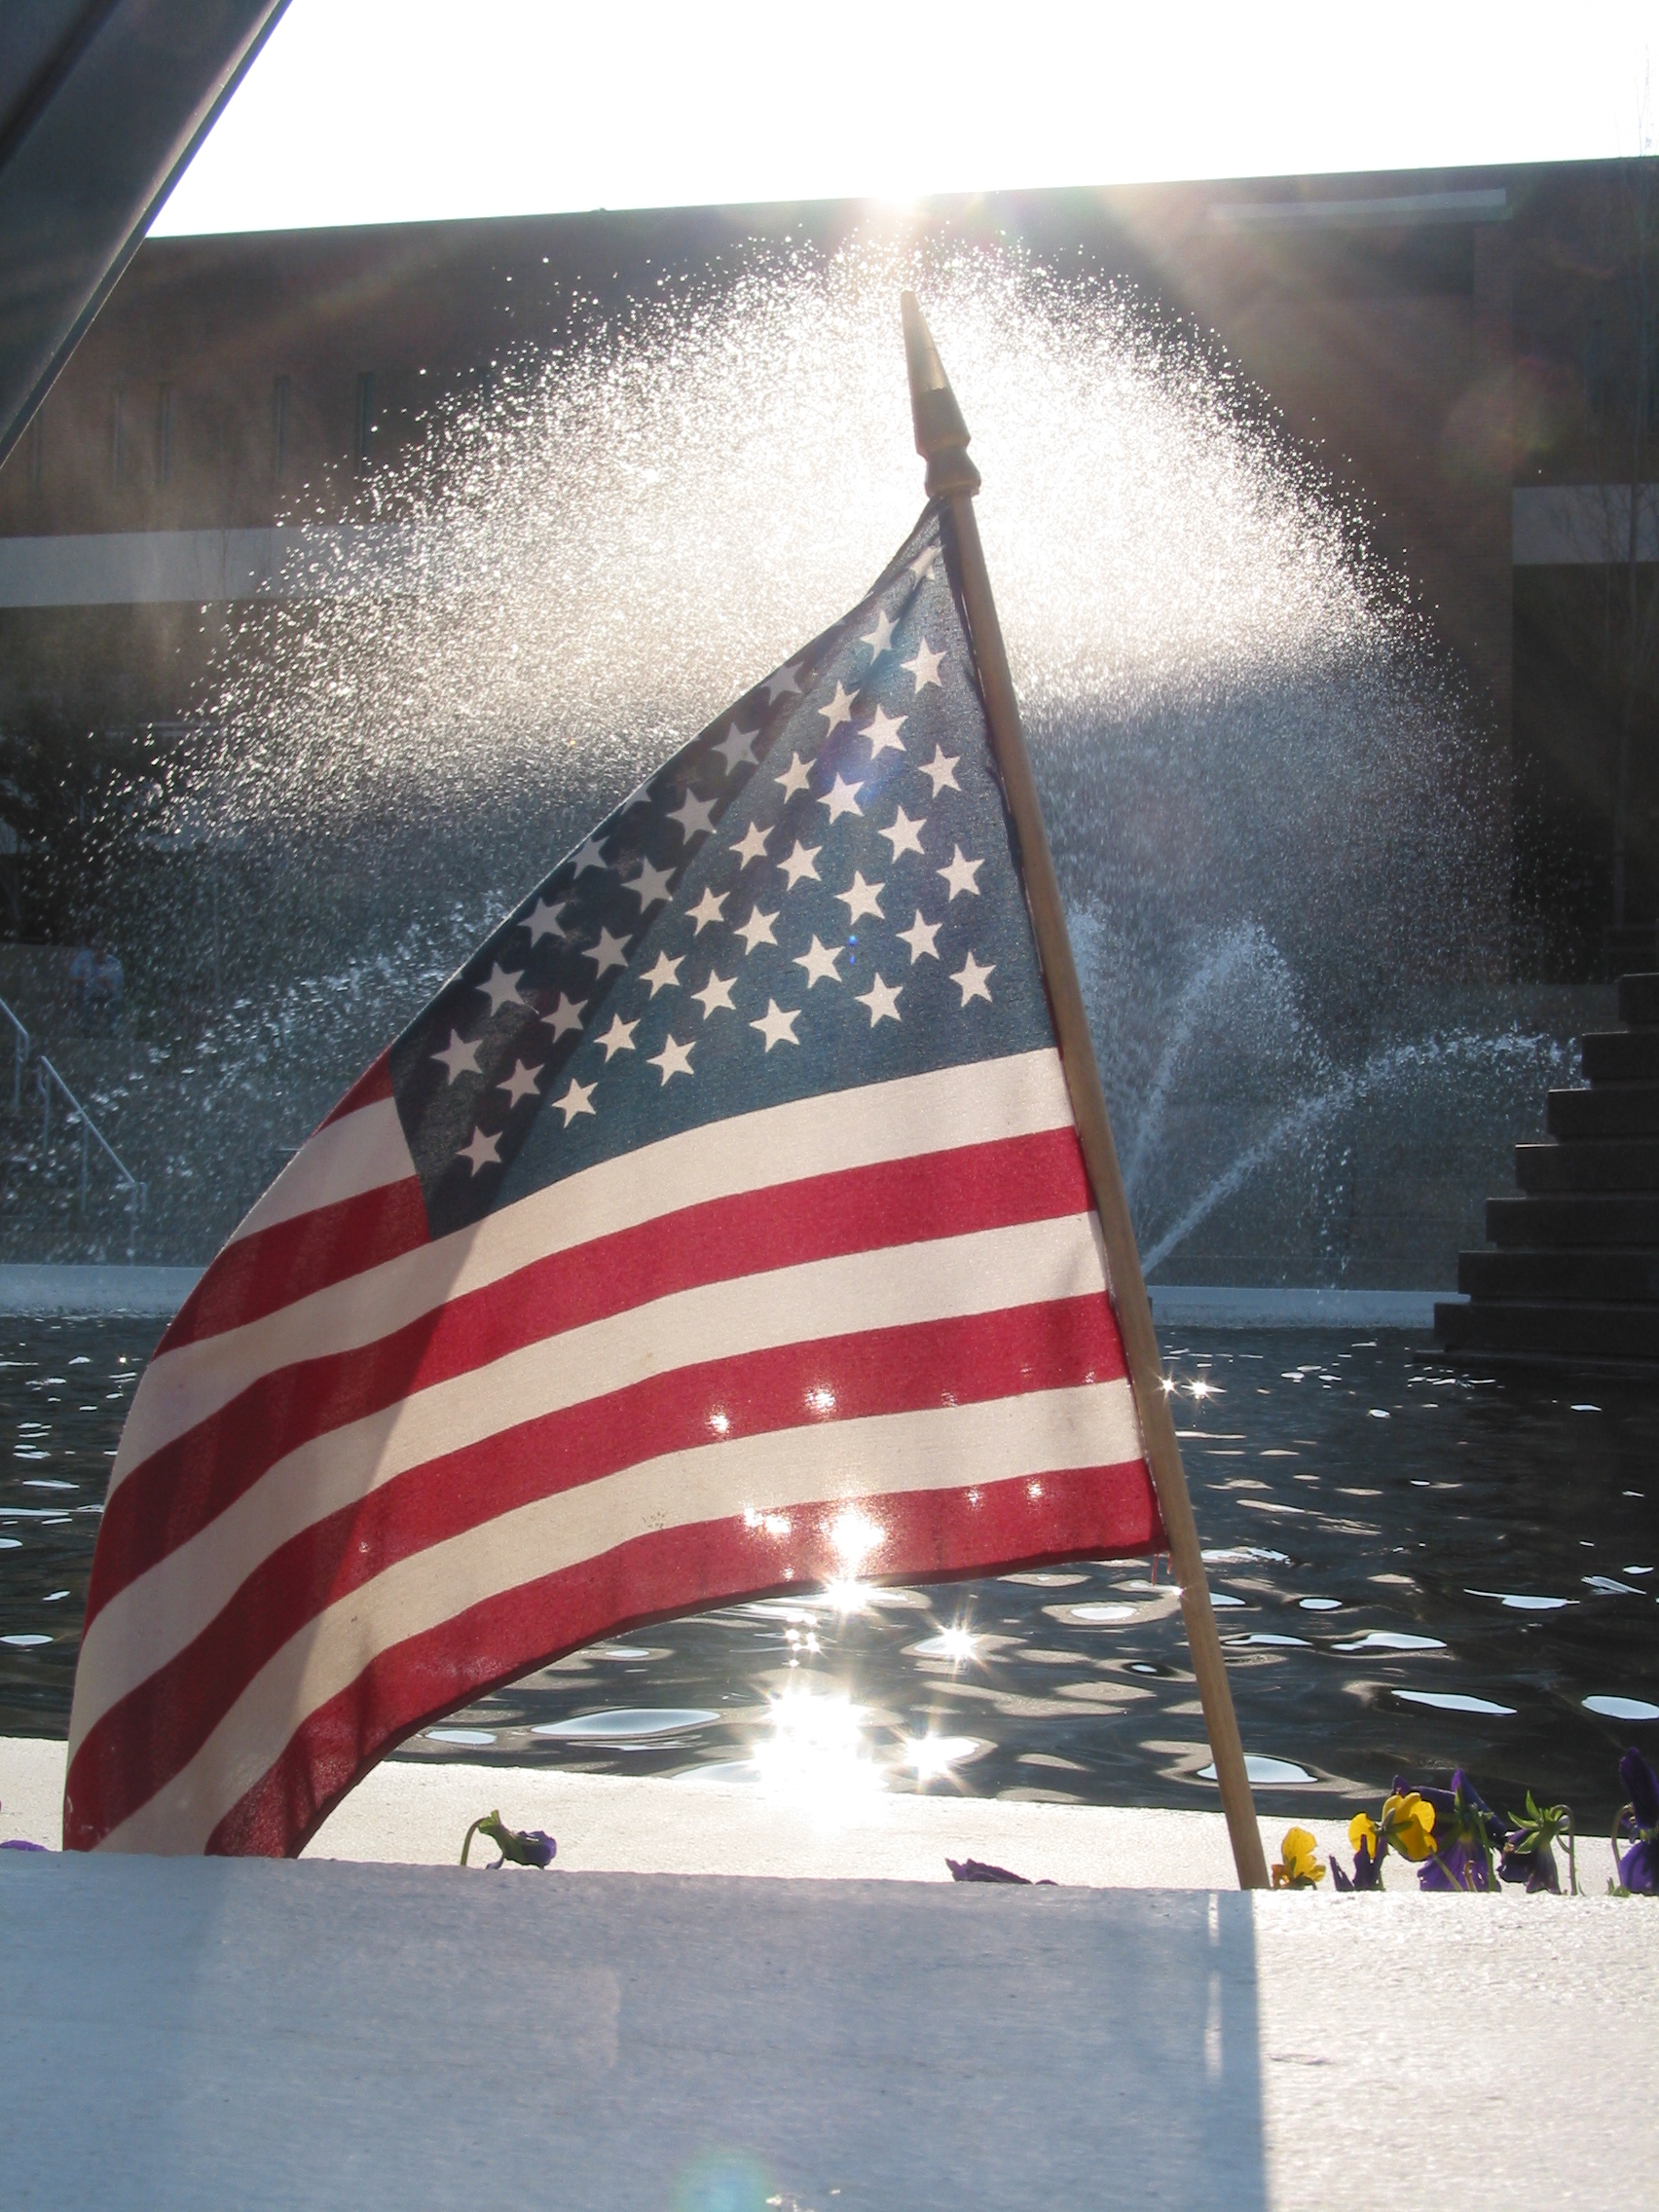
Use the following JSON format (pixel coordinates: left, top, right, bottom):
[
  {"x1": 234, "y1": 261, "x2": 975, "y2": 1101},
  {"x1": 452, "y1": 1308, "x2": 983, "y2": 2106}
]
[{"x1": 136, "y1": 232, "x2": 1515, "y2": 1276}]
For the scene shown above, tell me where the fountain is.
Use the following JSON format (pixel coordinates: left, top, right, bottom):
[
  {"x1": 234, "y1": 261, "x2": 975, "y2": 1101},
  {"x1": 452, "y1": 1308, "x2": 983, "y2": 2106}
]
[{"x1": 12, "y1": 236, "x2": 1573, "y2": 1285}]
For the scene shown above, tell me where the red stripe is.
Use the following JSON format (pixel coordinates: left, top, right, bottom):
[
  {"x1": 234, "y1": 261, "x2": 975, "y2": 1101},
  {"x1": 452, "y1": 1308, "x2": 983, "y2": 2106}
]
[
  {"x1": 321, "y1": 1051, "x2": 394, "y2": 1126},
  {"x1": 67, "y1": 1297, "x2": 1128, "y2": 1849},
  {"x1": 89, "y1": 1125, "x2": 1093, "y2": 1625},
  {"x1": 164, "y1": 1180, "x2": 430, "y2": 1350},
  {"x1": 200, "y1": 1456, "x2": 1162, "y2": 1858}
]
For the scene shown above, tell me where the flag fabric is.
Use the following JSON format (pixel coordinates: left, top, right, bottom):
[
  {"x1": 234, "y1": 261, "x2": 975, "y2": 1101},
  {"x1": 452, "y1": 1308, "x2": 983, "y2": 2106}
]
[{"x1": 65, "y1": 503, "x2": 1164, "y2": 1857}]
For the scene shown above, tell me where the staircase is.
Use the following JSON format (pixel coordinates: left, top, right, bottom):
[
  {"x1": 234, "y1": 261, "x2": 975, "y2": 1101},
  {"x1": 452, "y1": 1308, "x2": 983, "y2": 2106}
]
[{"x1": 1436, "y1": 973, "x2": 1659, "y2": 1369}]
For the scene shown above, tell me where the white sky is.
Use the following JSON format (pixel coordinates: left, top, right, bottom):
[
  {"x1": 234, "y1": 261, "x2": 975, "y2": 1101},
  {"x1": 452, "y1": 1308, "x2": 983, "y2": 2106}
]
[{"x1": 153, "y1": 0, "x2": 1659, "y2": 238}]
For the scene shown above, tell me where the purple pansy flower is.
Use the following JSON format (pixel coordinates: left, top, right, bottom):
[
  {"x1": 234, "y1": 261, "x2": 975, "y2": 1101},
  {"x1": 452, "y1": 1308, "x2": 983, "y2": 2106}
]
[
  {"x1": 460, "y1": 1811, "x2": 556, "y2": 1870},
  {"x1": 1500, "y1": 1790, "x2": 1573, "y2": 1894},
  {"x1": 947, "y1": 1857, "x2": 1055, "y2": 1885},
  {"x1": 1330, "y1": 1825, "x2": 1384, "y2": 1892},
  {"x1": 1612, "y1": 1749, "x2": 1659, "y2": 1896},
  {"x1": 1415, "y1": 1771, "x2": 1505, "y2": 1893}
]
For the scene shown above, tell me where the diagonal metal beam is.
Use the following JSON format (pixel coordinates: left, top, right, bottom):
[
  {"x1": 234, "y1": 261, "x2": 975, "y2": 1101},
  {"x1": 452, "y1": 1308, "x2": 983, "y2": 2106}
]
[{"x1": 0, "y1": 0, "x2": 290, "y2": 473}]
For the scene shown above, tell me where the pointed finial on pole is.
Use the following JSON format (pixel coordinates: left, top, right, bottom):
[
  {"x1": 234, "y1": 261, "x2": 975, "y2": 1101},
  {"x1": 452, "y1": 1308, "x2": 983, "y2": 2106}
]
[{"x1": 901, "y1": 291, "x2": 981, "y2": 500}]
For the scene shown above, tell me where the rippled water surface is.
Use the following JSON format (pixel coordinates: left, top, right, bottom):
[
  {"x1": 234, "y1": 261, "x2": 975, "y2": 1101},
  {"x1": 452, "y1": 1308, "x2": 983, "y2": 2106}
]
[{"x1": 3, "y1": 1321, "x2": 1655, "y2": 1823}]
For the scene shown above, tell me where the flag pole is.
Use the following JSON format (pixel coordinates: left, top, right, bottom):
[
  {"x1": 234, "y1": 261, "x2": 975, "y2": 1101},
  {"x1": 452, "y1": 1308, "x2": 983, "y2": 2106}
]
[{"x1": 901, "y1": 292, "x2": 1271, "y2": 1891}]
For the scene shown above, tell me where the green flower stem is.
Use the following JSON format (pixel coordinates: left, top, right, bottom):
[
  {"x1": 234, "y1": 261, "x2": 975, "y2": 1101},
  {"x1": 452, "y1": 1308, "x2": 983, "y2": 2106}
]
[
  {"x1": 461, "y1": 1811, "x2": 500, "y2": 1867},
  {"x1": 1611, "y1": 1801, "x2": 1633, "y2": 1894}
]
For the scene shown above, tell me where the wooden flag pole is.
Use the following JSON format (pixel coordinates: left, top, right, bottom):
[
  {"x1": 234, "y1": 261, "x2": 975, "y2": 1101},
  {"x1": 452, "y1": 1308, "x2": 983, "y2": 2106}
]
[{"x1": 901, "y1": 292, "x2": 1271, "y2": 1891}]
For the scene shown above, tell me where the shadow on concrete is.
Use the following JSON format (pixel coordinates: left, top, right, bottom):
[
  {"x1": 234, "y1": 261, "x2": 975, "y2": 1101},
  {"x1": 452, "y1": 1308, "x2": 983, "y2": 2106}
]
[{"x1": 0, "y1": 1855, "x2": 1265, "y2": 2210}]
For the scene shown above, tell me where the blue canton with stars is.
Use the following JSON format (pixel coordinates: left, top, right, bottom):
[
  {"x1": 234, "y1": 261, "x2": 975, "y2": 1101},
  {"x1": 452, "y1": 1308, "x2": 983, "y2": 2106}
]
[{"x1": 387, "y1": 506, "x2": 1058, "y2": 1238}]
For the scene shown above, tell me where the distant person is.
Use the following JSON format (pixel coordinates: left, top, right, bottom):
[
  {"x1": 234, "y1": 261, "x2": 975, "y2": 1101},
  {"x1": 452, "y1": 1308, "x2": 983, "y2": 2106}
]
[{"x1": 69, "y1": 942, "x2": 123, "y2": 1033}]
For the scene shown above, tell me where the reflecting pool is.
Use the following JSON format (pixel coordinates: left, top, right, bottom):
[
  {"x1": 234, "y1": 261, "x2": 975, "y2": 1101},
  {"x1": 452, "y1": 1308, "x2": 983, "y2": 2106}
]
[{"x1": 2, "y1": 1320, "x2": 1655, "y2": 1824}]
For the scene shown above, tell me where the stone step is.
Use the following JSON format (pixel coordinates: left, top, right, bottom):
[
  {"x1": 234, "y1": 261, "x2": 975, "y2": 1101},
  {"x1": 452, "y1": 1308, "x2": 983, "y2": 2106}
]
[
  {"x1": 1547, "y1": 1085, "x2": 1659, "y2": 1139},
  {"x1": 1619, "y1": 972, "x2": 1659, "y2": 1028},
  {"x1": 1458, "y1": 1247, "x2": 1659, "y2": 1302},
  {"x1": 1487, "y1": 1193, "x2": 1659, "y2": 1246},
  {"x1": 1435, "y1": 1296, "x2": 1659, "y2": 1363},
  {"x1": 1581, "y1": 1029, "x2": 1659, "y2": 1083},
  {"x1": 1515, "y1": 1137, "x2": 1659, "y2": 1193}
]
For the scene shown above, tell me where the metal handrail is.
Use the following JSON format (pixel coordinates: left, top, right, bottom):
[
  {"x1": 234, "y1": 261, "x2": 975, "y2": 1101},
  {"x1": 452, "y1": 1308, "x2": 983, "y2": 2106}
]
[
  {"x1": 36, "y1": 1054, "x2": 145, "y2": 1250},
  {"x1": 0, "y1": 991, "x2": 27, "y2": 1114},
  {"x1": 0, "y1": 987, "x2": 145, "y2": 1254}
]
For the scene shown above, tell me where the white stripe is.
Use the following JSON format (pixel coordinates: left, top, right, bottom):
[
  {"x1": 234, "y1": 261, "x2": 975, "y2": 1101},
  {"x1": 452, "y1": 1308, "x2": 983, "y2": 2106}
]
[
  {"x1": 93, "y1": 1378, "x2": 1141, "y2": 1853},
  {"x1": 70, "y1": 1211, "x2": 1111, "y2": 1755},
  {"x1": 227, "y1": 1097, "x2": 416, "y2": 1244},
  {"x1": 115, "y1": 1048, "x2": 1074, "y2": 1481}
]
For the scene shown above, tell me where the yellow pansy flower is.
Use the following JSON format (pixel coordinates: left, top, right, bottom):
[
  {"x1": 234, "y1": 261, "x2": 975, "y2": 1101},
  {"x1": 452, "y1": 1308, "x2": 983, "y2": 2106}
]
[
  {"x1": 1380, "y1": 1789, "x2": 1436, "y2": 1862},
  {"x1": 1271, "y1": 1825, "x2": 1326, "y2": 1889},
  {"x1": 1348, "y1": 1811, "x2": 1380, "y2": 1855}
]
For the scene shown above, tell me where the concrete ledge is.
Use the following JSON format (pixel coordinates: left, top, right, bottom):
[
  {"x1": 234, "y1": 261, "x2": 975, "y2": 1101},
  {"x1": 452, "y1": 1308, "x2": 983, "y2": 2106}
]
[
  {"x1": 1, "y1": 1840, "x2": 1651, "y2": 2206},
  {"x1": 0, "y1": 1734, "x2": 1349, "y2": 1886},
  {"x1": 0, "y1": 1262, "x2": 202, "y2": 1317},
  {"x1": 0, "y1": 1737, "x2": 1564, "y2": 1899},
  {"x1": 1150, "y1": 1284, "x2": 1450, "y2": 1330},
  {"x1": 0, "y1": 1268, "x2": 1450, "y2": 1328},
  {"x1": 0, "y1": 524, "x2": 417, "y2": 607}
]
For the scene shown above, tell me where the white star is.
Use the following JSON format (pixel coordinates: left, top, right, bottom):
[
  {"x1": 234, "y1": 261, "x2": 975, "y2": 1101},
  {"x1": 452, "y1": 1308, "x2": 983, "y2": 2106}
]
[
  {"x1": 499, "y1": 1058, "x2": 542, "y2": 1107},
  {"x1": 731, "y1": 820, "x2": 771, "y2": 866},
  {"x1": 938, "y1": 846, "x2": 983, "y2": 900},
  {"x1": 819, "y1": 774, "x2": 864, "y2": 824},
  {"x1": 897, "y1": 909, "x2": 941, "y2": 963},
  {"x1": 903, "y1": 639, "x2": 944, "y2": 690},
  {"x1": 856, "y1": 973, "x2": 903, "y2": 1026},
  {"x1": 460, "y1": 1125, "x2": 501, "y2": 1172},
  {"x1": 641, "y1": 950, "x2": 682, "y2": 996},
  {"x1": 918, "y1": 745, "x2": 960, "y2": 795},
  {"x1": 692, "y1": 970, "x2": 737, "y2": 1017},
  {"x1": 860, "y1": 706, "x2": 906, "y2": 758},
  {"x1": 629, "y1": 858, "x2": 676, "y2": 909},
  {"x1": 553, "y1": 1078, "x2": 597, "y2": 1124},
  {"x1": 734, "y1": 905, "x2": 779, "y2": 954},
  {"x1": 477, "y1": 964, "x2": 524, "y2": 1014},
  {"x1": 794, "y1": 936, "x2": 844, "y2": 988},
  {"x1": 524, "y1": 897, "x2": 569, "y2": 943},
  {"x1": 950, "y1": 951, "x2": 995, "y2": 1006},
  {"x1": 431, "y1": 1029, "x2": 480, "y2": 1082},
  {"x1": 766, "y1": 661, "x2": 804, "y2": 701},
  {"x1": 686, "y1": 885, "x2": 727, "y2": 933},
  {"x1": 648, "y1": 1034, "x2": 696, "y2": 1085},
  {"x1": 587, "y1": 927, "x2": 632, "y2": 974},
  {"x1": 594, "y1": 1014, "x2": 638, "y2": 1059},
  {"x1": 669, "y1": 790, "x2": 718, "y2": 841},
  {"x1": 715, "y1": 721, "x2": 758, "y2": 772},
  {"x1": 880, "y1": 806, "x2": 927, "y2": 861},
  {"x1": 570, "y1": 834, "x2": 609, "y2": 875},
  {"x1": 543, "y1": 991, "x2": 586, "y2": 1039},
  {"x1": 776, "y1": 751, "x2": 813, "y2": 799},
  {"x1": 860, "y1": 608, "x2": 896, "y2": 662},
  {"x1": 909, "y1": 545, "x2": 940, "y2": 581},
  {"x1": 779, "y1": 839, "x2": 822, "y2": 889},
  {"x1": 838, "y1": 871, "x2": 885, "y2": 924},
  {"x1": 750, "y1": 999, "x2": 800, "y2": 1051},
  {"x1": 818, "y1": 682, "x2": 857, "y2": 733}
]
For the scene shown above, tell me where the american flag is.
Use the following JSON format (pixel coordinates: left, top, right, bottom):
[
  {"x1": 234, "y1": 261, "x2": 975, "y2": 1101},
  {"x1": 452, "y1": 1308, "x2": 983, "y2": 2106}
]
[{"x1": 64, "y1": 506, "x2": 1163, "y2": 1857}]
